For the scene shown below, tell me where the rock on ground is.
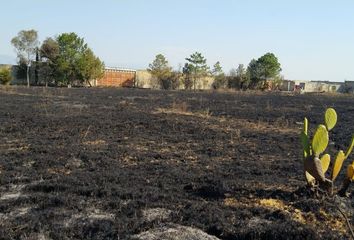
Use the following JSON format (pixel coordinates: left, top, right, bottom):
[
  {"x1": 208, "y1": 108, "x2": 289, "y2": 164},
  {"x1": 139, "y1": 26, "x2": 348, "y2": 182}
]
[{"x1": 131, "y1": 224, "x2": 220, "y2": 240}]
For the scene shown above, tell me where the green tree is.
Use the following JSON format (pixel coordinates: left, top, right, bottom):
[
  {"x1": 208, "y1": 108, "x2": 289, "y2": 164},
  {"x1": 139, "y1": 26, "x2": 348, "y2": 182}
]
[
  {"x1": 236, "y1": 64, "x2": 250, "y2": 89},
  {"x1": 77, "y1": 48, "x2": 105, "y2": 87},
  {"x1": 11, "y1": 29, "x2": 39, "y2": 87},
  {"x1": 182, "y1": 63, "x2": 193, "y2": 90},
  {"x1": 228, "y1": 64, "x2": 249, "y2": 89},
  {"x1": 148, "y1": 54, "x2": 173, "y2": 89},
  {"x1": 212, "y1": 61, "x2": 227, "y2": 89},
  {"x1": 56, "y1": 33, "x2": 87, "y2": 86},
  {"x1": 185, "y1": 52, "x2": 210, "y2": 90},
  {"x1": 247, "y1": 59, "x2": 262, "y2": 88},
  {"x1": 257, "y1": 52, "x2": 282, "y2": 80},
  {"x1": 247, "y1": 53, "x2": 282, "y2": 89},
  {"x1": 55, "y1": 32, "x2": 104, "y2": 86},
  {"x1": 39, "y1": 37, "x2": 59, "y2": 86},
  {"x1": 0, "y1": 66, "x2": 12, "y2": 85},
  {"x1": 212, "y1": 61, "x2": 223, "y2": 76}
]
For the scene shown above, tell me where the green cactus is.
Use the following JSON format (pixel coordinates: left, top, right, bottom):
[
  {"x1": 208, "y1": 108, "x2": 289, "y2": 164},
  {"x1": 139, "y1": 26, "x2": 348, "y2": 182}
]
[
  {"x1": 301, "y1": 108, "x2": 354, "y2": 195},
  {"x1": 300, "y1": 132, "x2": 310, "y2": 158},
  {"x1": 320, "y1": 154, "x2": 330, "y2": 174},
  {"x1": 304, "y1": 117, "x2": 308, "y2": 135},
  {"x1": 324, "y1": 108, "x2": 337, "y2": 131},
  {"x1": 345, "y1": 135, "x2": 354, "y2": 159},
  {"x1": 311, "y1": 125, "x2": 329, "y2": 156},
  {"x1": 331, "y1": 150, "x2": 345, "y2": 181}
]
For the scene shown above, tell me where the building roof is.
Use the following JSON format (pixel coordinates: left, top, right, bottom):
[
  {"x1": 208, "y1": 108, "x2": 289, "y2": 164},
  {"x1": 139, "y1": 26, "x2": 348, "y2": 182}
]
[
  {"x1": 292, "y1": 80, "x2": 344, "y2": 85},
  {"x1": 105, "y1": 67, "x2": 136, "y2": 72}
]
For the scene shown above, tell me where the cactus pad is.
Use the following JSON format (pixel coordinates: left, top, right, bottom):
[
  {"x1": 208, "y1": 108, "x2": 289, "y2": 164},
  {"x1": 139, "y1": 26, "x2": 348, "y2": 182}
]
[
  {"x1": 324, "y1": 108, "x2": 337, "y2": 131},
  {"x1": 347, "y1": 163, "x2": 354, "y2": 181},
  {"x1": 332, "y1": 150, "x2": 346, "y2": 181},
  {"x1": 301, "y1": 132, "x2": 310, "y2": 158},
  {"x1": 320, "y1": 154, "x2": 331, "y2": 174},
  {"x1": 303, "y1": 117, "x2": 308, "y2": 135},
  {"x1": 345, "y1": 135, "x2": 354, "y2": 159},
  {"x1": 312, "y1": 125, "x2": 329, "y2": 156},
  {"x1": 305, "y1": 171, "x2": 315, "y2": 185}
]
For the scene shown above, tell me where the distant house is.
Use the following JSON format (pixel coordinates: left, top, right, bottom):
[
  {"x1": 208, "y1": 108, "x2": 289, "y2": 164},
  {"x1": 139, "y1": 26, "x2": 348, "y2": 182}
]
[
  {"x1": 293, "y1": 80, "x2": 345, "y2": 93},
  {"x1": 279, "y1": 80, "x2": 295, "y2": 91}
]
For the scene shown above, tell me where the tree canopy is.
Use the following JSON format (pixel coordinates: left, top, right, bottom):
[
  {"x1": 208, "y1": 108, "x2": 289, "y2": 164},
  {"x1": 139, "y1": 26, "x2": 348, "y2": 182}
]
[
  {"x1": 211, "y1": 61, "x2": 227, "y2": 89},
  {"x1": 39, "y1": 38, "x2": 59, "y2": 86},
  {"x1": 247, "y1": 53, "x2": 281, "y2": 89},
  {"x1": 184, "y1": 52, "x2": 209, "y2": 90},
  {"x1": 11, "y1": 29, "x2": 39, "y2": 87},
  {"x1": 148, "y1": 54, "x2": 180, "y2": 90},
  {"x1": 212, "y1": 61, "x2": 223, "y2": 76},
  {"x1": 148, "y1": 54, "x2": 172, "y2": 80},
  {"x1": 40, "y1": 32, "x2": 104, "y2": 86}
]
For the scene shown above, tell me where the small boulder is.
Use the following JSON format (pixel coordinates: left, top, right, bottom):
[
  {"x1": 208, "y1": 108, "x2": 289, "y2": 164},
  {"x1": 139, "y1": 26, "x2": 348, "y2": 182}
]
[{"x1": 131, "y1": 224, "x2": 220, "y2": 240}]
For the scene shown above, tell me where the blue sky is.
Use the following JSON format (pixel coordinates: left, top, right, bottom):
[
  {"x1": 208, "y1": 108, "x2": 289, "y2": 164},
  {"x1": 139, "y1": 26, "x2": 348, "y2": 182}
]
[{"x1": 1, "y1": 0, "x2": 354, "y2": 81}]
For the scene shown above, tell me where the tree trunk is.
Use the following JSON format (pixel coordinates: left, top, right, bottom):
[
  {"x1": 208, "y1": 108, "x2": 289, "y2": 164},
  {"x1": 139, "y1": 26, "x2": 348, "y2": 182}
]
[
  {"x1": 26, "y1": 65, "x2": 30, "y2": 87},
  {"x1": 87, "y1": 79, "x2": 92, "y2": 87},
  {"x1": 35, "y1": 49, "x2": 39, "y2": 85}
]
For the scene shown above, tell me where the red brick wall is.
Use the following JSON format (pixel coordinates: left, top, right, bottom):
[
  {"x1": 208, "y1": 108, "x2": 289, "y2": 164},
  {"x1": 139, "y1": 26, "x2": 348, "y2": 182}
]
[{"x1": 97, "y1": 69, "x2": 136, "y2": 87}]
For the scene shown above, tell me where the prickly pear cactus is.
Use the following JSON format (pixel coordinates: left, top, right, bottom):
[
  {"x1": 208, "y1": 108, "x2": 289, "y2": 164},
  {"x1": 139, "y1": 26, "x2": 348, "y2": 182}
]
[
  {"x1": 312, "y1": 125, "x2": 329, "y2": 156},
  {"x1": 331, "y1": 150, "x2": 345, "y2": 181},
  {"x1": 347, "y1": 162, "x2": 354, "y2": 181},
  {"x1": 338, "y1": 161, "x2": 354, "y2": 197},
  {"x1": 301, "y1": 108, "x2": 354, "y2": 195},
  {"x1": 320, "y1": 154, "x2": 330, "y2": 174},
  {"x1": 324, "y1": 108, "x2": 337, "y2": 131},
  {"x1": 345, "y1": 136, "x2": 354, "y2": 159}
]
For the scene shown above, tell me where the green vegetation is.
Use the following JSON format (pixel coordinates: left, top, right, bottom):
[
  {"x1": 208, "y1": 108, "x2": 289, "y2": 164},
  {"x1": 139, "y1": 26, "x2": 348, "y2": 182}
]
[
  {"x1": 0, "y1": 66, "x2": 12, "y2": 85},
  {"x1": 11, "y1": 29, "x2": 39, "y2": 87},
  {"x1": 301, "y1": 108, "x2": 354, "y2": 195},
  {"x1": 247, "y1": 53, "x2": 282, "y2": 89},
  {"x1": 148, "y1": 54, "x2": 178, "y2": 90},
  {"x1": 146, "y1": 52, "x2": 282, "y2": 91},
  {"x1": 39, "y1": 37, "x2": 59, "y2": 87},
  {"x1": 10, "y1": 30, "x2": 104, "y2": 87},
  {"x1": 183, "y1": 52, "x2": 210, "y2": 90},
  {"x1": 54, "y1": 32, "x2": 104, "y2": 87},
  {"x1": 9, "y1": 29, "x2": 284, "y2": 90},
  {"x1": 211, "y1": 61, "x2": 227, "y2": 89},
  {"x1": 228, "y1": 64, "x2": 250, "y2": 89}
]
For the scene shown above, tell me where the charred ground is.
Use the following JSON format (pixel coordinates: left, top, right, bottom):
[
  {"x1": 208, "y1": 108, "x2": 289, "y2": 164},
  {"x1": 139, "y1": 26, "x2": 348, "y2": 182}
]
[{"x1": 0, "y1": 87, "x2": 354, "y2": 239}]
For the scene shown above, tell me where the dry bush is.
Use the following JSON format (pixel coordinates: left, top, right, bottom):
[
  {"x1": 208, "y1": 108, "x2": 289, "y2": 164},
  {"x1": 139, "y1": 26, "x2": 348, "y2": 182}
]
[{"x1": 171, "y1": 101, "x2": 188, "y2": 113}]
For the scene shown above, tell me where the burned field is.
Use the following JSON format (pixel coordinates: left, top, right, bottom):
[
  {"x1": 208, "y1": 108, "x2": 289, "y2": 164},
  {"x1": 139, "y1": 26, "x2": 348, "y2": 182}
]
[{"x1": 0, "y1": 87, "x2": 354, "y2": 239}]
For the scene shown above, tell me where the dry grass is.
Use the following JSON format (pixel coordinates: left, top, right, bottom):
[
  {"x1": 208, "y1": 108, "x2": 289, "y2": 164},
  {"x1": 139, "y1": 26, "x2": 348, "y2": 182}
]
[
  {"x1": 0, "y1": 140, "x2": 30, "y2": 152},
  {"x1": 258, "y1": 198, "x2": 347, "y2": 234},
  {"x1": 154, "y1": 100, "x2": 212, "y2": 118},
  {"x1": 47, "y1": 167, "x2": 71, "y2": 175},
  {"x1": 83, "y1": 139, "x2": 107, "y2": 146}
]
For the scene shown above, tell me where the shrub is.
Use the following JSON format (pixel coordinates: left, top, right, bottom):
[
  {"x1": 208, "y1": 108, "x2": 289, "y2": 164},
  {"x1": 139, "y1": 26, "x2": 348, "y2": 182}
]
[
  {"x1": 0, "y1": 67, "x2": 12, "y2": 85},
  {"x1": 212, "y1": 74, "x2": 227, "y2": 89}
]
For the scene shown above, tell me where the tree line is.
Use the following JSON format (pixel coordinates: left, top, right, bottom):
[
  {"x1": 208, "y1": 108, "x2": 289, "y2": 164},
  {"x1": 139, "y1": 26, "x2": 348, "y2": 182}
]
[
  {"x1": 2, "y1": 29, "x2": 283, "y2": 90},
  {"x1": 7, "y1": 29, "x2": 104, "y2": 87},
  {"x1": 148, "y1": 52, "x2": 282, "y2": 90}
]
